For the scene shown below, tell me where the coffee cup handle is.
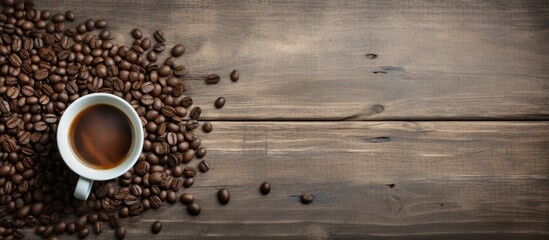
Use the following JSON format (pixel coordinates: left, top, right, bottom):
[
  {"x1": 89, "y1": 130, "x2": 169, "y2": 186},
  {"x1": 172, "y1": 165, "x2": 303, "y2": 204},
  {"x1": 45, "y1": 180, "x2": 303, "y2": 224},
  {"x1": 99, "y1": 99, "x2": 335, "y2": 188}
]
[{"x1": 74, "y1": 177, "x2": 93, "y2": 200}]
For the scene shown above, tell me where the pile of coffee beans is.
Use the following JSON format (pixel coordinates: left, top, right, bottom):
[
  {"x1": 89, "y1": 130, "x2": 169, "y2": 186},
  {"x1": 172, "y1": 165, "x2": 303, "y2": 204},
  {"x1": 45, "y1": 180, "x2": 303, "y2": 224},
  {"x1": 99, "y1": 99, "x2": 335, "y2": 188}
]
[{"x1": 0, "y1": 0, "x2": 242, "y2": 239}]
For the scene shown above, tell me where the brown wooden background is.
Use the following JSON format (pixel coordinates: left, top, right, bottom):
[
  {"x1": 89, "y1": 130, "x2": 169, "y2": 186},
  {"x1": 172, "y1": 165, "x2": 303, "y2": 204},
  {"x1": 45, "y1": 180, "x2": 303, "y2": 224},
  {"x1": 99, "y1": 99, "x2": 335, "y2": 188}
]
[{"x1": 41, "y1": 0, "x2": 549, "y2": 239}]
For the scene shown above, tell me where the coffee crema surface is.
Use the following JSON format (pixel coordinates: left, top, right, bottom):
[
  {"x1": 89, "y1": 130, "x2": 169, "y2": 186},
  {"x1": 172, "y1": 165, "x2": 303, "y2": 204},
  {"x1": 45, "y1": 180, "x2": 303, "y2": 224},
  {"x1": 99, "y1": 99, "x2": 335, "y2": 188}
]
[{"x1": 69, "y1": 104, "x2": 133, "y2": 169}]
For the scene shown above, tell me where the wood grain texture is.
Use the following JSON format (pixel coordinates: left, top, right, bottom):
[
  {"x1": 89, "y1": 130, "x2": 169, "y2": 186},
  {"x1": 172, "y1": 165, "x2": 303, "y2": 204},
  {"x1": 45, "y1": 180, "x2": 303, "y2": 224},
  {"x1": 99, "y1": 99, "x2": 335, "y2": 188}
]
[
  {"x1": 39, "y1": 0, "x2": 549, "y2": 120},
  {"x1": 33, "y1": 121, "x2": 548, "y2": 239}
]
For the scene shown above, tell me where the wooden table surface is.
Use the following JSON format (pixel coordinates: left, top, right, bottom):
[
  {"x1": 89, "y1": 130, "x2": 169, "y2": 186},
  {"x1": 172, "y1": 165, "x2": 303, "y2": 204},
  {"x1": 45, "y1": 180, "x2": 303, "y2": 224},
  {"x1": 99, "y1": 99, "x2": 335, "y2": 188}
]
[{"x1": 40, "y1": 0, "x2": 549, "y2": 239}]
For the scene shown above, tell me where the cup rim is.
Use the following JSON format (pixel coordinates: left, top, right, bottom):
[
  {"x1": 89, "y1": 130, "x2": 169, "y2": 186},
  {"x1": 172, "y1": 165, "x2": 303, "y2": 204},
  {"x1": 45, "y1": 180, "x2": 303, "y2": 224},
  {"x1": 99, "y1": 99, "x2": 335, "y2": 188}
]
[{"x1": 57, "y1": 93, "x2": 143, "y2": 181}]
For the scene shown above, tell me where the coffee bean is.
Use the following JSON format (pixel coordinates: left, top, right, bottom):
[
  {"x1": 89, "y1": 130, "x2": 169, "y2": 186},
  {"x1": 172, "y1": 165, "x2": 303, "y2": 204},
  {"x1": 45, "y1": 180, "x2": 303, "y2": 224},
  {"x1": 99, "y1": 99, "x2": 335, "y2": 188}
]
[
  {"x1": 187, "y1": 203, "x2": 201, "y2": 216},
  {"x1": 167, "y1": 191, "x2": 177, "y2": 203},
  {"x1": 153, "y1": 43, "x2": 165, "y2": 52},
  {"x1": 77, "y1": 227, "x2": 89, "y2": 239},
  {"x1": 33, "y1": 121, "x2": 47, "y2": 131},
  {"x1": 215, "y1": 97, "x2": 226, "y2": 108},
  {"x1": 158, "y1": 65, "x2": 171, "y2": 77},
  {"x1": 151, "y1": 221, "x2": 162, "y2": 234},
  {"x1": 195, "y1": 147, "x2": 206, "y2": 158},
  {"x1": 150, "y1": 195, "x2": 162, "y2": 209},
  {"x1": 108, "y1": 216, "x2": 119, "y2": 228},
  {"x1": 154, "y1": 142, "x2": 169, "y2": 155},
  {"x1": 190, "y1": 106, "x2": 201, "y2": 119},
  {"x1": 180, "y1": 193, "x2": 194, "y2": 205},
  {"x1": 301, "y1": 193, "x2": 314, "y2": 204},
  {"x1": 171, "y1": 44, "x2": 185, "y2": 57},
  {"x1": 202, "y1": 122, "x2": 213, "y2": 133},
  {"x1": 131, "y1": 29, "x2": 143, "y2": 39},
  {"x1": 93, "y1": 220, "x2": 104, "y2": 234},
  {"x1": 161, "y1": 105, "x2": 176, "y2": 117},
  {"x1": 13, "y1": 228, "x2": 24, "y2": 239},
  {"x1": 65, "y1": 10, "x2": 76, "y2": 21},
  {"x1": 166, "y1": 132, "x2": 177, "y2": 146},
  {"x1": 186, "y1": 119, "x2": 199, "y2": 131},
  {"x1": 115, "y1": 226, "x2": 126, "y2": 239},
  {"x1": 180, "y1": 96, "x2": 193, "y2": 108},
  {"x1": 260, "y1": 182, "x2": 271, "y2": 195},
  {"x1": 183, "y1": 167, "x2": 197, "y2": 178},
  {"x1": 141, "y1": 94, "x2": 154, "y2": 105},
  {"x1": 134, "y1": 161, "x2": 150, "y2": 176},
  {"x1": 54, "y1": 221, "x2": 66, "y2": 234},
  {"x1": 153, "y1": 30, "x2": 166, "y2": 42},
  {"x1": 190, "y1": 138, "x2": 201, "y2": 150},
  {"x1": 198, "y1": 160, "x2": 210, "y2": 173},
  {"x1": 95, "y1": 19, "x2": 108, "y2": 29},
  {"x1": 205, "y1": 74, "x2": 220, "y2": 84},
  {"x1": 230, "y1": 70, "x2": 239, "y2": 82},
  {"x1": 183, "y1": 178, "x2": 194, "y2": 188},
  {"x1": 129, "y1": 203, "x2": 144, "y2": 216}
]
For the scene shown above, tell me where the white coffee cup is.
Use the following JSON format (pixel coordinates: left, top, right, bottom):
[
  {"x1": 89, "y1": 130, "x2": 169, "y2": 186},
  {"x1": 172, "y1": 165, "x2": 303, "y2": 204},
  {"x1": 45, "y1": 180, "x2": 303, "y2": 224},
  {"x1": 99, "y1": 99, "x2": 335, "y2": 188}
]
[{"x1": 57, "y1": 93, "x2": 143, "y2": 200}]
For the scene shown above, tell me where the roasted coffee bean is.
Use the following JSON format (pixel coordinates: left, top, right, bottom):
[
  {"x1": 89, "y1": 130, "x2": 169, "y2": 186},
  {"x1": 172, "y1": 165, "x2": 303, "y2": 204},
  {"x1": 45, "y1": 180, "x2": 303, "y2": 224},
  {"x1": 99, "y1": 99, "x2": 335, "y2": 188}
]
[
  {"x1": 218, "y1": 188, "x2": 230, "y2": 205},
  {"x1": 190, "y1": 106, "x2": 201, "y2": 119},
  {"x1": 54, "y1": 221, "x2": 66, "y2": 234},
  {"x1": 153, "y1": 30, "x2": 166, "y2": 43},
  {"x1": 119, "y1": 207, "x2": 129, "y2": 218},
  {"x1": 153, "y1": 43, "x2": 165, "y2": 52},
  {"x1": 198, "y1": 160, "x2": 210, "y2": 173},
  {"x1": 186, "y1": 119, "x2": 199, "y2": 131},
  {"x1": 166, "y1": 191, "x2": 177, "y2": 203},
  {"x1": 77, "y1": 227, "x2": 89, "y2": 239},
  {"x1": 154, "y1": 142, "x2": 169, "y2": 155},
  {"x1": 260, "y1": 182, "x2": 271, "y2": 195},
  {"x1": 95, "y1": 184, "x2": 109, "y2": 198},
  {"x1": 166, "y1": 132, "x2": 177, "y2": 146},
  {"x1": 115, "y1": 226, "x2": 126, "y2": 239},
  {"x1": 151, "y1": 221, "x2": 162, "y2": 234},
  {"x1": 67, "y1": 222, "x2": 76, "y2": 234},
  {"x1": 134, "y1": 161, "x2": 150, "y2": 176},
  {"x1": 95, "y1": 19, "x2": 108, "y2": 29},
  {"x1": 93, "y1": 220, "x2": 104, "y2": 234},
  {"x1": 195, "y1": 147, "x2": 206, "y2": 158},
  {"x1": 202, "y1": 122, "x2": 213, "y2": 133},
  {"x1": 87, "y1": 213, "x2": 99, "y2": 223},
  {"x1": 215, "y1": 97, "x2": 226, "y2": 108},
  {"x1": 230, "y1": 69, "x2": 239, "y2": 82},
  {"x1": 131, "y1": 29, "x2": 143, "y2": 39},
  {"x1": 301, "y1": 193, "x2": 314, "y2": 204},
  {"x1": 109, "y1": 216, "x2": 119, "y2": 228},
  {"x1": 183, "y1": 177, "x2": 194, "y2": 188},
  {"x1": 150, "y1": 195, "x2": 162, "y2": 209},
  {"x1": 180, "y1": 193, "x2": 194, "y2": 205},
  {"x1": 205, "y1": 74, "x2": 220, "y2": 84},
  {"x1": 171, "y1": 44, "x2": 185, "y2": 57},
  {"x1": 180, "y1": 96, "x2": 193, "y2": 108},
  {"x1": 161, "y1": 105, "x2": 176, "y2": 117},
  {"x1": 129, "y1": 203, "x2": 143, "y2": 216},
  {"x1": 183, "y1": 167, "x2": 197, "y2": 178},
  {"x1": 14, "y1": 228, "x2": 24, "y2": 239},
  {"x1": 187, "y1": 203, "x2": 201, "y2": 216}
]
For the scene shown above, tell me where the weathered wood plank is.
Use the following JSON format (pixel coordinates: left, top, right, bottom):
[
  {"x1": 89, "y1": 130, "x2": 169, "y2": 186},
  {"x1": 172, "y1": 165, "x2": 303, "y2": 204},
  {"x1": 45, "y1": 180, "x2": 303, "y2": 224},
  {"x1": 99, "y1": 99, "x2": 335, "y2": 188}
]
[
  {"x1": 40, "y1": 0, "x2": 549, "y2": 120},
  {"x1": 42, "y1": 121, "x2": 549, "y2": 239}
]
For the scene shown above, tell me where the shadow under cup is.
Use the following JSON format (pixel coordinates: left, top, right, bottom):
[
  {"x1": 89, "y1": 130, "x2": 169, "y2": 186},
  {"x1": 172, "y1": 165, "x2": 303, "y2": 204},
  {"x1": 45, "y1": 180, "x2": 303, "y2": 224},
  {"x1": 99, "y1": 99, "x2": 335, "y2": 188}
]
[{"x1": 57, "y1": 93, "x2": 143, "y2": 200}]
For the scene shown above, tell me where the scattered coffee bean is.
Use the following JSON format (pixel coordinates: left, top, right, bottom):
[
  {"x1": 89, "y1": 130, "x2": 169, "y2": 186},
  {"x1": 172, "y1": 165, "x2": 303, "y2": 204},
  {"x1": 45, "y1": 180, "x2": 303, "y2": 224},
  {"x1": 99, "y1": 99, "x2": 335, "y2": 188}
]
[
  {"x1": 230, "y1": 70, "x2": 239, "y2": 82},
  {"x1": 180, "y1": 193, "x2": 194, "y2": 205},
  {"x1": 301, "y1": 193, "x2": 314, "y2": 204},
  {"x1": 131, "y1": 29, "x2": 143, "y2": 39},
  {"x1": 260, "y1": 182, "x2": 271, "y2": 195},
  {"x1": 187, "y1": 203, "x2": 201, "y2": 216},
  {"x1": 151, "y1": 221, "x2": 162, "y2": 234},
  {"x1": 115, "y1": 226, "x2": 126, "y2": 239},
  {"x1": 218, "y1": 188, "x2": 230, "y2": 205},
  {"x1": 171, "y1": 44, "x2": 185, "y2": 57},
  {"x1": 93, "y1": 221, "x2": 104, "y2": 234},
  {"x1": 215, "y1": 97, "x2": 226, "y2": 108},
  {"x1": 202, "y1": 122, "x2": 213, "y2": 133},
  {"x1": 205, "y1": 74, "x2": 220, "y2": 84},
  {"x1": 198, "y1": 160, "x2": 210, "y2": 172}
]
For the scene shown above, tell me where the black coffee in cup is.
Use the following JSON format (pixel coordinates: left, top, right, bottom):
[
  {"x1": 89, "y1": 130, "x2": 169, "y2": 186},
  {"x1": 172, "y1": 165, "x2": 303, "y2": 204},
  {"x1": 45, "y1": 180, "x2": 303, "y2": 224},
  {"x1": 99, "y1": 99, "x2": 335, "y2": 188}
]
[{"x1": 69, "y1": 104, "x2": 134, "y2": 169}]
